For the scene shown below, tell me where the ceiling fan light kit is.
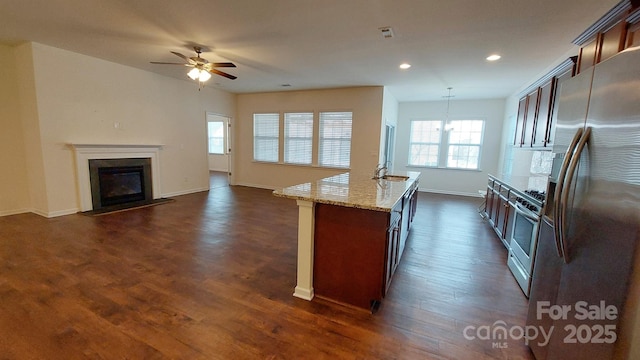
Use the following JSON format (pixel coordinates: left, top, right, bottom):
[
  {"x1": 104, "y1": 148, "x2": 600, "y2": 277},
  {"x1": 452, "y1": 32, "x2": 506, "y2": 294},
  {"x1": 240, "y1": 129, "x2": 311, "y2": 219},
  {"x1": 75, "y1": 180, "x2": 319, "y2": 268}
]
[
  {"x1": 187, "y1": 67, "x2": 212, "y2": 82},
  {"x1": 151, "y1": 46, "x2": 236, "y2": 86}
]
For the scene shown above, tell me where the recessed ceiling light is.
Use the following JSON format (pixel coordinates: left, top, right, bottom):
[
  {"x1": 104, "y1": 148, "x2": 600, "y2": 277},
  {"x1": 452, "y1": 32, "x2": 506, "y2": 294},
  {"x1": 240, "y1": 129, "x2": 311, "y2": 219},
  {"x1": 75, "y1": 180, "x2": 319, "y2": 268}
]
[
  {"x1": 486, "y1": 54, "x2": 501, "y2": 61},
  {"x1": 399, "y1": 63, "x2": 411, "y2": 70}
]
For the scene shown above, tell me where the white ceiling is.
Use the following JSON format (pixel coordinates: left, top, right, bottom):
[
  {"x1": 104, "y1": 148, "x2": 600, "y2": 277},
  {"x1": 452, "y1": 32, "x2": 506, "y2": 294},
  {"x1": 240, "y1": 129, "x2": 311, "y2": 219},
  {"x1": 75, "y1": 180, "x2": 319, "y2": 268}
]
[{"x1": 0, "y1": 0, "x2": 619, "y2": 101}]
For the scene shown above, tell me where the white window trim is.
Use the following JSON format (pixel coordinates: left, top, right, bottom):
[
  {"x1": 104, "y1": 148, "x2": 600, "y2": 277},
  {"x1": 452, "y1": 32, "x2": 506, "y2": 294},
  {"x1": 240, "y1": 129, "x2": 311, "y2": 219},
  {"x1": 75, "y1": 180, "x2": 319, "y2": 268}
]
[{"x1": 408, "y1": 118, "x2": 485, "y2": 171}]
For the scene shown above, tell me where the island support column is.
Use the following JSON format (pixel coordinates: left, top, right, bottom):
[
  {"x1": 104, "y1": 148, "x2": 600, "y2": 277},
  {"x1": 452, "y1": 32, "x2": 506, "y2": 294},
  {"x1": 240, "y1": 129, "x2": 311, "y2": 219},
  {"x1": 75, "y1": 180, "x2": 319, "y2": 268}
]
[{"x1": 293, "y1": 200, "x2": 315, "y2": 300}]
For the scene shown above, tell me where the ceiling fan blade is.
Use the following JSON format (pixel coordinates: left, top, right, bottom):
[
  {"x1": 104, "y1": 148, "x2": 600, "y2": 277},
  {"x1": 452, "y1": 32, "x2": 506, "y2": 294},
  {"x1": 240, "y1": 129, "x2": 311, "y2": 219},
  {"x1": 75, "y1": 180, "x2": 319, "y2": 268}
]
[
  {"x1": 212, "y1": 62, "x2": 236, "y2": 68},
  {"x1": 150, "y1": 61, "x2": 192, "y2": 66},
  {"x1": 210, "y1": 69, "x2": 237, "y2": 80},
  {"x1": 170, "y1": 51, "x2": 190, "y2": 62}
]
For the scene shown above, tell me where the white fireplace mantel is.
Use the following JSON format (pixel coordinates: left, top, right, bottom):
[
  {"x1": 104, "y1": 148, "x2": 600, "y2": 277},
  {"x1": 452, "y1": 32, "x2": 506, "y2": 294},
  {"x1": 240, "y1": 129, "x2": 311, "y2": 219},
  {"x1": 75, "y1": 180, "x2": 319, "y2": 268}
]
[{"x1": 70, "y1": 144, "x2": 163, "y2": 211}]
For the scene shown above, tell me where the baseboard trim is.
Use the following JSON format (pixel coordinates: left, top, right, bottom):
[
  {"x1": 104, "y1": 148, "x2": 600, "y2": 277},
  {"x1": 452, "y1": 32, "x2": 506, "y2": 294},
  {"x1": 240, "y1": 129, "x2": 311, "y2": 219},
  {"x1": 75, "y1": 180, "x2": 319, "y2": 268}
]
[
  {"x1": 161, "y1": 187, "x2": 210, "y2": 198},
  {"x1": 0, "y1": 208, "x2": 30, "y2": 217}
]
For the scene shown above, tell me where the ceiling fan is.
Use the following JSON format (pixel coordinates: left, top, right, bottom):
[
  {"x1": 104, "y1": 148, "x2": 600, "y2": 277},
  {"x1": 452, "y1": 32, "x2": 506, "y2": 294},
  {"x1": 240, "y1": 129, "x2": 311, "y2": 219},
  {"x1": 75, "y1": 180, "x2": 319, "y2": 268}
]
[{"x1": 151, "y1": 46, "x2": 237, "y2": 82}]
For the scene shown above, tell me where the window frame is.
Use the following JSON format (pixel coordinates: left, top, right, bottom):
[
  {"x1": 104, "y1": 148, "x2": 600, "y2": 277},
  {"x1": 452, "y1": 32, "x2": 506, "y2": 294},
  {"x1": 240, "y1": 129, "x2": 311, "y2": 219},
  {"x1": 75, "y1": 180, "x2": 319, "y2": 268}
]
[
  {"x1": 283, "y1": 112, "x2": 314, "y2": 165},
  {"x1": 207, "y1": 120, "x2": 226, "y2": 155},
  {"x1": 408, "y1": 118, "x2": 485, "y2": 170},
  {"x1": 318, "y1": 111, "x2": 353, "y2": 169},
  {"x1": 251, "y1": 110, "x2": 353, "y2": 169},
  {"x1": 253, "y1": 113, "x2": 280, "y2": 163}
]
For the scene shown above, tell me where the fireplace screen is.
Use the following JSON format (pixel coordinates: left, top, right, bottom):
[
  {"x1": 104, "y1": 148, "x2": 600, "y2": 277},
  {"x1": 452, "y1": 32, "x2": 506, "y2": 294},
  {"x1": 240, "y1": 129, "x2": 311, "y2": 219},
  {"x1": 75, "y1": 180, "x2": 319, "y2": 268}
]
[
  {"x1": 98, "y1": 166, "x2": 145, "y2": 206},
  {"x1": 89, "y1": 158, "x2": 153, "y2": 210}
]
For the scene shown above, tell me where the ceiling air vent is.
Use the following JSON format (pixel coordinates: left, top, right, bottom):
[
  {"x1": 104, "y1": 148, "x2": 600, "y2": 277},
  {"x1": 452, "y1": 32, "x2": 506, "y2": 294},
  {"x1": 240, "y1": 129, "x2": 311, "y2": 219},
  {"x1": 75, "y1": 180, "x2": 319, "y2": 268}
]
[{"x1": 379, "y1": 27, "x2": 394, "y2": 39}]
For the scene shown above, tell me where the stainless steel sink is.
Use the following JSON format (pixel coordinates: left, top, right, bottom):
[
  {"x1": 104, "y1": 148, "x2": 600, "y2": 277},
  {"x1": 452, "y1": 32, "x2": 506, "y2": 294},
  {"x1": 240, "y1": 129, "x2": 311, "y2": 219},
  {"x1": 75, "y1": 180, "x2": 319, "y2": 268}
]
[{"x1": 381, "y1": 174, "x2": 410, "y2": 181}]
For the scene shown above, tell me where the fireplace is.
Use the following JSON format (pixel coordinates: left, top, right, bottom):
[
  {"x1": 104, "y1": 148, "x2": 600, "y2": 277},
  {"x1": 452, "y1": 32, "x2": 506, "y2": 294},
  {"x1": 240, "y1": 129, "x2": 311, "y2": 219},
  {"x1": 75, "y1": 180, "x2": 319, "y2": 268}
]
[
  {"x1": 70, "y1": 144, "x2": 163, "y2": 212},
  {"x1": 89, "y1": 158, "x2": 153, "y2": 210}
]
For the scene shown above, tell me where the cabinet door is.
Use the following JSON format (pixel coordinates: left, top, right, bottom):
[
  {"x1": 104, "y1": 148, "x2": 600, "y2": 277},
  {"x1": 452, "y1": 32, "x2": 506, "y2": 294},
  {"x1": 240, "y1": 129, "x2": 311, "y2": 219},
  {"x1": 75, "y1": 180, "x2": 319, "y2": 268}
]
[
  {"x1": 532, "y1": 79, "x2": 555, "y2": 147},
  {"x1": 522, "y1": 89, "x2": 540, "y2": 147},
  {"x1": 514, "y1": 97, "x2": 527, "y2": 146},
  {"x1": 546, "y1": 67, "x2": 574, "y2": 146},
  {"x1": 385, "y1": 214, "x2": 401, "y2": 294},
  {"x1": 626, "y1": 21, "x2": 640, "y2": 49},
  {"x1": 496, "y1": 193, "x2": 509, "y2": 239},
  {"x1": 599, "y1": 20, "x2": 627, "y2": 63},
  {"x1": 489, "y1": 187, "x2": 502, "y2": 227},
  {"x1": 577, "y1": 36, "x2": 599, "y2": 75}
]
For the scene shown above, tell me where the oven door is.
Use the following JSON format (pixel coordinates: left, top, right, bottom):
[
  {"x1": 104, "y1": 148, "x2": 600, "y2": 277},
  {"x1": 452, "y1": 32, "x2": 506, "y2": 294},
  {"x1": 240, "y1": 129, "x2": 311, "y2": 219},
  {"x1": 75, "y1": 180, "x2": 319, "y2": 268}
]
[{"x1": 509, "y1": 202, "x2": 540, "y2": 273}]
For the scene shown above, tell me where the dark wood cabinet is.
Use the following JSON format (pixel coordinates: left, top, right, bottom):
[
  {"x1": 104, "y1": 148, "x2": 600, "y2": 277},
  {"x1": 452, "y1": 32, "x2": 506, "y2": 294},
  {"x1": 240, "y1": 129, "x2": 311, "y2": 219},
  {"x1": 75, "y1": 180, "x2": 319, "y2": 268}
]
[
  {"x1": 313, "y1": 184, "x2": 418, "y2": 312},
  {"x1": 513, "y1": 57, "x2": 576, "y2": 148},
  {"x1": 385, "y1": 204, "x2": 401, "y2": 294},
  {"x1": 532, "y1": 79, "x2": 555, "y2": 147},
  {"x1": 514, "y1": 97, "x2": 528, "y2": 146},
  {"x1": 577, "y1": 36, "x2": 599, "y2": 75},
  {"x1": 575, "y1": 3, "x2": 639, "y2": 74},
  {"x1": 626, "y1": 21, "x2": 640, "y2": 48},
  {"x1": 523, "y1": 89, "x2": 540, "y2": 147},
  {"x1": 483, "y1": 176, "x2": 516, "y2": 248}
]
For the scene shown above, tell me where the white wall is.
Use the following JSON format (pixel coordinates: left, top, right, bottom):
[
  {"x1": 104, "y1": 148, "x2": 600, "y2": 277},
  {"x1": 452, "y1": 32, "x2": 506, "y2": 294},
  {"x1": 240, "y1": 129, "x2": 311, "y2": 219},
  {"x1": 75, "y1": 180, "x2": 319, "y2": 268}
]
[
  {"x1": 381, "y1": 87, "x2": 399, "y2": 170},
  {"x1": 0, "y1": 45, "x2": 30, "y2": 216},
  {"x1": 9, "y1": 42, "x2": 236, "y2": 217},
  {"x1": 234, "y1": 87, "x2": 385, "y2": 189},
  {"x1": 395, "y1": 98, "x2": 506, "y2": 196}
]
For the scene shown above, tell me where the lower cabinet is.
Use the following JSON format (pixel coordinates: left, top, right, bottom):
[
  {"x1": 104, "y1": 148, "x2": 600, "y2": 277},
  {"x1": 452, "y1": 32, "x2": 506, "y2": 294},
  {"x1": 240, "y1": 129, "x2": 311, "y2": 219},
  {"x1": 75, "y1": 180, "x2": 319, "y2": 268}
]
[
  {"x1": 484, "y1": 176, "x2": 515, "y2": 248},
  {"x1": 313, "y1": 186, "x2": 417, "y2": 312}
]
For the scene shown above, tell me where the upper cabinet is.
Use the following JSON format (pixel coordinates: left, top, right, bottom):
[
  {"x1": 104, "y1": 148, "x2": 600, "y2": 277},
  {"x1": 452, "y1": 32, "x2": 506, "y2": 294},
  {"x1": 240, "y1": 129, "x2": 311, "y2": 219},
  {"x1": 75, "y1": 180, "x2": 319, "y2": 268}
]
[
  {"x1": 514, "y1": 0, "x2": 640, "y2": 148},
  {"x1": 574, "y1": 0, "x2": 640, "y2": 75},
  {"x1": 513, "y1": 58, "x2": 576, "y2": 148}
]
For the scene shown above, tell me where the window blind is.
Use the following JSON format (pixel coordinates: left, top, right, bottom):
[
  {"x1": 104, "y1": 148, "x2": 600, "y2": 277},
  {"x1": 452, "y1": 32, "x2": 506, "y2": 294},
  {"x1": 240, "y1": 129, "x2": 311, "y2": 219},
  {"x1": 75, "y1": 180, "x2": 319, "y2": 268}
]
[
  {"x1": 319, "y1": 112, "x2": 352, "y2": 168},
  {"x1": 284, "y1": 112, "x2": 313, "y2": 165},
  {"x1": 253, "y1": 113, "x2": 280, "y2": 162}
]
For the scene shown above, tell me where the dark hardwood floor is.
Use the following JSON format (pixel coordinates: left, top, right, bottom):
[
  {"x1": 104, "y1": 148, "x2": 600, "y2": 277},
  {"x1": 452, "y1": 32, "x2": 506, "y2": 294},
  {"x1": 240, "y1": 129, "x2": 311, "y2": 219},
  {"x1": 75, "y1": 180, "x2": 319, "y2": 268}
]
[{"x1": 0, "y1": 172, "x2": 533, "y2": 359}]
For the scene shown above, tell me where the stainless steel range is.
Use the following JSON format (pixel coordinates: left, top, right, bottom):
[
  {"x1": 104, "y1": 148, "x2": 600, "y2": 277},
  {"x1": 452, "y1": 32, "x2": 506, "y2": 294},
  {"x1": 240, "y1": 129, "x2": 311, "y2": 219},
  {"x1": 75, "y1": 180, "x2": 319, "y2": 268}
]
[{"x1": 507, "y1": 189, "x2": 544, "y2": 297}]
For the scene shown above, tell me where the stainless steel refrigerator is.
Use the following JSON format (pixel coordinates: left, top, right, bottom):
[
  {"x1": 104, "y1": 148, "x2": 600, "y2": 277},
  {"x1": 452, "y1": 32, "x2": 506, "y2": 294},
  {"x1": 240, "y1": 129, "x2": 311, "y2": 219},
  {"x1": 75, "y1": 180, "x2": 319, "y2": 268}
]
[{"x1": 526, "y1": 46, "x2": 640, "y2": 359}]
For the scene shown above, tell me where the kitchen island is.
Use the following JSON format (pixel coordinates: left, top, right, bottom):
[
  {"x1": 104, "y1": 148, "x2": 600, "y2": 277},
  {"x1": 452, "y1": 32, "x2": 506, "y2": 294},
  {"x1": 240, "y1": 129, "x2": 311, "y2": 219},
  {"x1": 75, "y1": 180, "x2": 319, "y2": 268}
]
[{"x1": 273, "y1": 171, "x2": 420, "y2": 312}]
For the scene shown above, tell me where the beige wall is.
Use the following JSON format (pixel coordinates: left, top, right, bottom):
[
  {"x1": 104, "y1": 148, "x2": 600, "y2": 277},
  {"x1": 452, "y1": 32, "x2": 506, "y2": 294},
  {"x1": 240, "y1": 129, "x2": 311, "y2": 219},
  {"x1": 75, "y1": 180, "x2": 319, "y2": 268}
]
[
  {"x1": 0, "y1": 45, "x2": 30, "y2": 215},
  {"x1": 6, "y1": 42, "x2": 236, "y2": 217},
  {"x1": 234, "y1": 87, "x2": 385, "y2": 189},
  {"x1": 396, "y1": 98, "x2": 506, "y2": 196}
]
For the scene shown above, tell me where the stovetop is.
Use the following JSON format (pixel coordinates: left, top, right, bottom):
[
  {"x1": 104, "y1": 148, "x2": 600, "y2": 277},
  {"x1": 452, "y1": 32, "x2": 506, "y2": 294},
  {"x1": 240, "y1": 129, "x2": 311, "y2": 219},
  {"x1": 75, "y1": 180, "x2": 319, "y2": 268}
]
[{"x1": 516, "y1": 190, "x2": 546, "y2": 213}]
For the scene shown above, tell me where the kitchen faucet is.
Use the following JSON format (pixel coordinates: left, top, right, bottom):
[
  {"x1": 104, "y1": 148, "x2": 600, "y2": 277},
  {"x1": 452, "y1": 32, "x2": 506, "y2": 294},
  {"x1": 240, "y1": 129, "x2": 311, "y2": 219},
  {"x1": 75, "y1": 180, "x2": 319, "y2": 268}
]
[{"x1": 373, "y1": 163, "x2": 387, "y2": 179}]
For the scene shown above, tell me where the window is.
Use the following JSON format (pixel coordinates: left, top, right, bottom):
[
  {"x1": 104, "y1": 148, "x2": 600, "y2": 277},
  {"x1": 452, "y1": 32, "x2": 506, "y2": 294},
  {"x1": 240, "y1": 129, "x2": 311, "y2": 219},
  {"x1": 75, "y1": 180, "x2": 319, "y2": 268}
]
[
  {"x1": 253, "y1": 113, "x2": 280, "y2": 162},
  {"x1": 408, "y1": 120, "x2": 441, "y2": 167},
  {"x1": 446, "y1": 120, "x2": 484, "y2": 169},
  {"x1": 319, "y1": 111, "x2": 352, "y2": 168},
  {"x1": 207, "y1": 120, "x2": 225, "y2": 154},
  {"x1": 284, "y1": 112, "x2": 313, "y2": 165},
  {"x1": 251, "y1": 111, "x2": 353, "y2": 168},
  {"x1": 408, "y1": 119, "x2": 484, "y2": 170}
]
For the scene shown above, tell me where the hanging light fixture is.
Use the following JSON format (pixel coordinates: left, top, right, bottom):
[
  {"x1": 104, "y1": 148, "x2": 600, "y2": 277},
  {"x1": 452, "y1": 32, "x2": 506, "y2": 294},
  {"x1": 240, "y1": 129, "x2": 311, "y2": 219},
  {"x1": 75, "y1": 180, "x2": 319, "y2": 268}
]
[
  {"x1": 444, "y1": 87, "x2": 455, "y2": 132},
  {"x1": 187, "y1": 67, "x2": 212, "y2": 82}
]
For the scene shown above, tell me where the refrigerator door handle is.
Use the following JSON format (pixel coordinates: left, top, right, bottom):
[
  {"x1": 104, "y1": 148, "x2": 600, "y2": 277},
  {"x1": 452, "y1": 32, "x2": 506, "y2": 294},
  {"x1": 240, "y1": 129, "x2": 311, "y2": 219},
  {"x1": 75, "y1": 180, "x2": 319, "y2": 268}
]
[
  {"x1": 553, "y1": 128, "x2": 584, "y2": 258},
  {"x1": 558, "y1": 126, "x2": 591, "y2": 264}
]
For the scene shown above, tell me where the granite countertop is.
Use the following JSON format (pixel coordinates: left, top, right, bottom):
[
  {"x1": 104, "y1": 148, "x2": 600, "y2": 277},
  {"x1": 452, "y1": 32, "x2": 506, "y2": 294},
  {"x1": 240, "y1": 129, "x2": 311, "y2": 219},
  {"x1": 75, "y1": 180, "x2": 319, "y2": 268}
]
[{"x1": 273, "y1": 171, "x2": 421, "y2": 212}]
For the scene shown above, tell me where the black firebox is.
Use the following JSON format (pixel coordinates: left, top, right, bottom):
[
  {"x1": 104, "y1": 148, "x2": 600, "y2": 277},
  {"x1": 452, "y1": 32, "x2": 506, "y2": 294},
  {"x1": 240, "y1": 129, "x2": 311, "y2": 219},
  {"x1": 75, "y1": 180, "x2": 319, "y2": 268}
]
[{"x1": 88, "y1": 158, "x2": 153, "y2": 211}]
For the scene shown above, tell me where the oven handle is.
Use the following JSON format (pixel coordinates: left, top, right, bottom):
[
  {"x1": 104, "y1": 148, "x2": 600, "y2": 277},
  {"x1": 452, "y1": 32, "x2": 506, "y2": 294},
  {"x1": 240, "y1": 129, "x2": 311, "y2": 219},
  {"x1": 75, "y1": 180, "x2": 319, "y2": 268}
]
[
  {"x1": 558, "y1": 126, "x2": 591, "y2": 264},
  {"x1": 553, "y1": 128, "x2": 584, "y2": 259},
  {"x1": 514, "y1": 202, "x2": 540, "y2": 222}
]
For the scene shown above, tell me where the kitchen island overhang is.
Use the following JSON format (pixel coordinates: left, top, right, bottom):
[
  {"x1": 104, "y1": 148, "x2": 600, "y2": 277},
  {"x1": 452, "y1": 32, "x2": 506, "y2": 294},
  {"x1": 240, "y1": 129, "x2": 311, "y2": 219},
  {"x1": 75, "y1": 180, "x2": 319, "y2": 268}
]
[{"x1": 273, "y1": 171, "x2": 420, "y2": 311}]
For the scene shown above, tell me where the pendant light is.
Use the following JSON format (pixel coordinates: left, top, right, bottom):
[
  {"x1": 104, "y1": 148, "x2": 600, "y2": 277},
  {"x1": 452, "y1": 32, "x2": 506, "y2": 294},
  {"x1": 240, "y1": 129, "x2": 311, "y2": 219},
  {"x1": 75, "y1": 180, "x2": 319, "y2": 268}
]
[{"x1": 444, "y1": 87, "x2": 455, "y2": 132}]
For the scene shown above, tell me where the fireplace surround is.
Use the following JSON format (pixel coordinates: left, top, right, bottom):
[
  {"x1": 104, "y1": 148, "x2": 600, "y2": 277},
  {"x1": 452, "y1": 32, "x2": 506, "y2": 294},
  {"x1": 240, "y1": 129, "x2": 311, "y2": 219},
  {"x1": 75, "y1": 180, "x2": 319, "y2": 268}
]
[{"x1": 71, "y1": 144, "x2": 163, "y2": 212}]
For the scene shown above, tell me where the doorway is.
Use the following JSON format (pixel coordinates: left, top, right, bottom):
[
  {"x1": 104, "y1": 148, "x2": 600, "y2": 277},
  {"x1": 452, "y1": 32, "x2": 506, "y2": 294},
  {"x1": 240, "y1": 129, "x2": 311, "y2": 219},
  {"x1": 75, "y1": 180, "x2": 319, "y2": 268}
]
[{"x1": 206, "y1": 112, "x2": 232, "y2": 189}]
